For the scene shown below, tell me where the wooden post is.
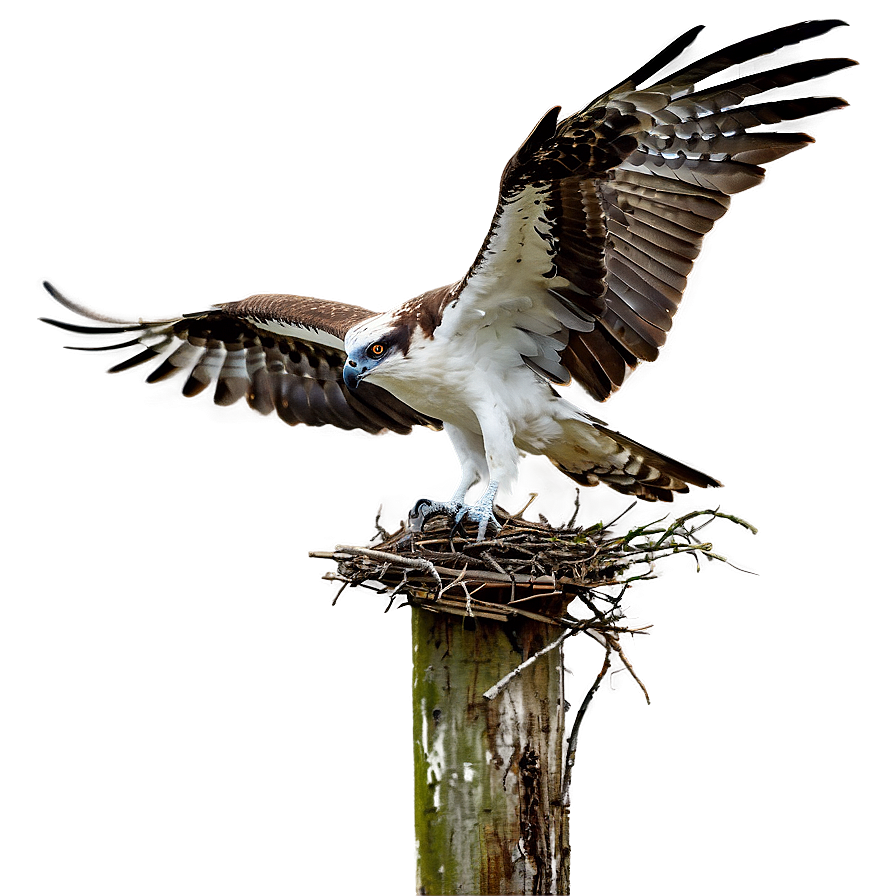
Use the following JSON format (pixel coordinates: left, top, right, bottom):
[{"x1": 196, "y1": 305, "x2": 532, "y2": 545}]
[
  {"x1": 314, "y1": 508, "x2": 751, "y2": 894},
  {"x1": 412, "y1": 604, "x2": 570, "y2": 895}
]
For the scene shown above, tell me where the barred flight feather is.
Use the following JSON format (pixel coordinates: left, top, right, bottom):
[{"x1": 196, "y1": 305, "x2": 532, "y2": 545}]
[{"x1": 41, "y1": 288, "x2": 441, "y2": 436}]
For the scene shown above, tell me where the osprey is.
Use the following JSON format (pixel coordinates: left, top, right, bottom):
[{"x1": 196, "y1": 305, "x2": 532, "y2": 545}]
[{"x1": 43, "y1": 20, "x2": 853, "y2": 539}]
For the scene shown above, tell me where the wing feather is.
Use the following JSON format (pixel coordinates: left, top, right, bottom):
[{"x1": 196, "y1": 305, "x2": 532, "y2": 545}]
[
  {"x1": 440, "y1": 20, "x2": 854, "y2": 401},
  {"x1": 41, "y1": 283, "x2": 441, "y2": 435}
]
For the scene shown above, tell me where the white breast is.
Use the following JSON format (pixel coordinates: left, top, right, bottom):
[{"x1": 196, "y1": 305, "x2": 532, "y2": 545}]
[{"x1": 368, "y1": 319, "x2": 566, "y2": 454}]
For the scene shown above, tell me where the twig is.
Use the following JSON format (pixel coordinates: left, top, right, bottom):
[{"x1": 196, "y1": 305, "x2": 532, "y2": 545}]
[
  {"x1": 604, "y1": 633, "x2": 650, "y2": 705},
  {"x1": 566, "y1": 489, "x2": 581, "y2": 529},
  {"x1": 334, "y1": 544, "x2": 442, "y2": 590},
  {"x1": 561, "y1": 644, "x2": 612, "y2": 806},
  {"x1": 437, "y1": 564, "x2": 475, "y2": 614},
  {"x1": 482, "y1": 617, "x2": 600, "y2": 700}
]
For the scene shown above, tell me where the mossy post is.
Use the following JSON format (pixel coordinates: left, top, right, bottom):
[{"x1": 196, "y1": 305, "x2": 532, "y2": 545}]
[
  {"x1": 412, "y1": 603, "x2": 569, "y2": 895},
  {"x1": 312, "y1": 508, "x2": 753, "y2": 895}
]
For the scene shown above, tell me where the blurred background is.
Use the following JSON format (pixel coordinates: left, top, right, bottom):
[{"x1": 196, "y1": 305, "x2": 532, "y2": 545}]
[{"x1": 2, "y1": 3, "x2": 888, "y2": 893}]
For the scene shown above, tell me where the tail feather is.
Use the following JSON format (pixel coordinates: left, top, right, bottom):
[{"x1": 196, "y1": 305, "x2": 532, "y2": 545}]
[{"x1": 547, "y1": 418, "x2": 720, "y2": 502}]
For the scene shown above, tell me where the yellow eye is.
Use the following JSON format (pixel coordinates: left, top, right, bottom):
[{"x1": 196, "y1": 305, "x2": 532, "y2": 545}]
[{"x1": 368, "y1": 343, "x2": 385, "y2": 358}]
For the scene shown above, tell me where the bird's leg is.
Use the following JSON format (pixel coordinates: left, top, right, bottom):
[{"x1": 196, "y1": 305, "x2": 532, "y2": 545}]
[
  {"x1": 451, "y1": 479, "x2": 500, "y2": 541},
  {"x1": 445, "y1": 464, "x2": 482, "y2": 509},
  {"x1": 449, "y1": 403, "x2": 521, "y2": 540},
  {"x1": 408, "y1": 469, "x2": 480, "y2": 532},
  {"x1": 408, "y1": 424, "x2": 487, "y2": 532},
  {"x1": 445, "y1": 411, "x2": 514, "y2": 540}
]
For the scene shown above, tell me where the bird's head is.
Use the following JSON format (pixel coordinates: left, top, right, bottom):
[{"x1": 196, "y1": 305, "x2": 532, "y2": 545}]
[{"x1": 342, "y1": 316, "x2": 411, "y2": 389}]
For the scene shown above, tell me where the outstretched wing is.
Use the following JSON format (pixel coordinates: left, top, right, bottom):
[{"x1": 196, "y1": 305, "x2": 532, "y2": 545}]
[
  {"x1": 41, "y1": 282, "x2": 441, "y2": 435},
  {"x1": 434, "y1": 19, "x2": 855, "y2": 400}
]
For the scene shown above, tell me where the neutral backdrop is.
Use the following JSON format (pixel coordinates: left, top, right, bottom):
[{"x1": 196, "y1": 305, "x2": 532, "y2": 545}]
[{"x1": 2, "y1": 2, "x2": 888, "y2": 894}]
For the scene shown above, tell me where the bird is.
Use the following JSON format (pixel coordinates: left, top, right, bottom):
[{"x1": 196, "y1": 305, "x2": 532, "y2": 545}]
[{"x1": 42, "y1": 20, "x2": 854, "y2": 540}]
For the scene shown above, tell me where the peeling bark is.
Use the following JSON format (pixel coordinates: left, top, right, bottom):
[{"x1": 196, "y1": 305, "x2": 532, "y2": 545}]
[{"x1": 413, "y1": 606, "x2": 569, "y2": 895}]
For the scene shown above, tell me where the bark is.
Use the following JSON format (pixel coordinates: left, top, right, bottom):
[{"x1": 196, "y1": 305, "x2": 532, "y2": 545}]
[{"x1": 413, "y1": 605, "x2": 569, "y2": 895}]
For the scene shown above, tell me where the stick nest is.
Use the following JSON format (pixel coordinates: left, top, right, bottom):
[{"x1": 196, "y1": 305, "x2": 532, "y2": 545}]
[
  {"x1": 312, "y1": 498, "x2": 755, "y2": 787},
  {"x1": 311, "y1": 499, "x2": 756, "y2": 634},
  {"x1": 311, "y1": 501, "x2": 756, "y2": 792}
]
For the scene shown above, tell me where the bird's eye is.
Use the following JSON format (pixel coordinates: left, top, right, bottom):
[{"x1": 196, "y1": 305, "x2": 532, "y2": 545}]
[{"x1": 368, "y1": 343, "x2": 385, "y2": 358}]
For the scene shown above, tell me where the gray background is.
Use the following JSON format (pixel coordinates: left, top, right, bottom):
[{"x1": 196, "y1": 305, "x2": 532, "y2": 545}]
[{"x1": 2, "y1": 2, "x2": 894, "y2": 894}]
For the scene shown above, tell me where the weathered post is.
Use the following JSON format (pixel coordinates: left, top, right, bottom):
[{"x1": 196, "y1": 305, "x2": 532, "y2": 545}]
[
  {"x1": 412, "y1": 605, "x2": 569, "y2": 895},
  {"x1": 313, "y1": 507, "x2": 753, "y2": 896}
]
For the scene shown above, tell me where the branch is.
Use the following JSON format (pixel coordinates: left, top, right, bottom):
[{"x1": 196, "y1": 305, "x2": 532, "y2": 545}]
[{"x1": 482, "y1": 621, "x2": 595, "y2": 701}]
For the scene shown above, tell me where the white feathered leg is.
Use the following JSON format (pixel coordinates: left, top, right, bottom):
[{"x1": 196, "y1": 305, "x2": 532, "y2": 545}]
[
  {"x1": 408, "y1": 422, "x2": 501, "y2": 538},
  {"x1": 456, "y1": 404, "x2": 519, "y2": 539},
  {"x1": 436, "y1": 423, "x2": 484, "y2": 504}
]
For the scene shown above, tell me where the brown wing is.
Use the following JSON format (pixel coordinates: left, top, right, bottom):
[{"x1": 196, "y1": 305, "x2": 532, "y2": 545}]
[
  {"x1": 446, "y1": 19, "x2": 855, "y2": 401},
  {"x1": 40, "y1": 282, "x2": 441, "y2": 435}
]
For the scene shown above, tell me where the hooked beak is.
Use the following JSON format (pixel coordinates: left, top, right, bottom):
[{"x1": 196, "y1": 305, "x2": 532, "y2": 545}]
[{"x1": 343, "y1": 361, "x2": 366, "y2": 390}]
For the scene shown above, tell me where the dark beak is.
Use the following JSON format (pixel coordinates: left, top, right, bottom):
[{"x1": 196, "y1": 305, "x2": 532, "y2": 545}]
[{"x1": 343, "y1": 365, "x2": 363, "y2": 390}]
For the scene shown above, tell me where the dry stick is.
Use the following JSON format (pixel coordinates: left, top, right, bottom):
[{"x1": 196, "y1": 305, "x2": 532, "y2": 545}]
[
  {"x1": 429, "y1": 566, "x2": 559, "y2": 586},
  {"x1": 605, "y1": 542, "x2": 716, "y2": 581},
  {"x1": 482, "y1": 618, "x2": 597, "y2": 701},
  {"x1": 332, "y1": 560, "x2": 630, "y2": 632},
  {"x1": 507, "y1": 590, "x2": 564, "y2": 605},
  {"x1": 561, "y1": 643, "x2": 613, "y2": 807},
  {"x1": 326, "y1": 545, "x2": 643, "y2": 632},
  {"x1": 414, "y1": 600, "x2": 509, "y2": 623},
  {"x1": 485, "y1": 602, "x2": 568, "y2": 628},
  {"x1": 333, "y1": 545, "x2": 442, "y2": 590},
  {"x1": 480, "y1": 550, "x2": 517, "y2": 602},
  {"x1": 440, "y1": 565, "x2": 475, "y2": 613},
  {"x1": 605, "y1": 633, "x2": 650, "y2": 704},
  {"x1": 326, "y1": 545, "x2": 566, "y2": 625},
  {"x1": 413, "y1": 591, "x2": 562, "y2": 629}
]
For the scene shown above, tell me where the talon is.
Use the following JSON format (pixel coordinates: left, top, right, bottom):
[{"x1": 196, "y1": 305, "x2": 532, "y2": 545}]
[
  {"x1": 449, "y1": 508, "x2": 469, "y2": 539},
  {"x1": 408, "y1": 498, "x2": 462, "y2": 532},
  {"x1": 469, "y1": 480, "x2": 502, "y2": 541},
  {"x1": 450, "y1": 502, "x2": 500, "y2": 541},
  {"x1": 474, "y1": 509, "x2": 502, "y2": 541},
  {"x1": 408, "y1": 498, "x2": 433, "y2": 520},
  {"x1": 409, "y1": 482, "x2": 501, "y2": 541}
]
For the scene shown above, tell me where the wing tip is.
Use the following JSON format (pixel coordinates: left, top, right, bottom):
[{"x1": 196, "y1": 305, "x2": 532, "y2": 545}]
[
  {"x1": 624, "y1": 24, "x2": 705, "y2": 89},
  {"x1": 40, "y1": 279, "x2": 143, "y2": 333}
]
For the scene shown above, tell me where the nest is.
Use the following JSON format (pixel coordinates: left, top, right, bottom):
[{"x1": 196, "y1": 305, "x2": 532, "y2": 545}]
[
  {"x1": 311, "y1": 498, "x2": 755, "y2": 662},
  {"x1": 312, "y1": 498, "x2": 755, "y2": 800}
]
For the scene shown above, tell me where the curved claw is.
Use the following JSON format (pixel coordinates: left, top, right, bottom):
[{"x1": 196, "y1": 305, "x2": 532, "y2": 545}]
[
  {"x1": 449, "y1": 481, "x2": 502, "y2": 541},
  {"x1": 410, "y1": 481, "x2": 501, "y2": 541},
  {"x1": 447, "y1": 513, "x2": 465, "y2": 539},
  {"x1": 408, "y1": 498, "x2": 435, "y2": 520},
  {"x1": 408, "y1": 498, "x2": 463, "y2": 532},
  {"x1": 451, "y1": 502, "x2": 501, "y2": 541}
]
